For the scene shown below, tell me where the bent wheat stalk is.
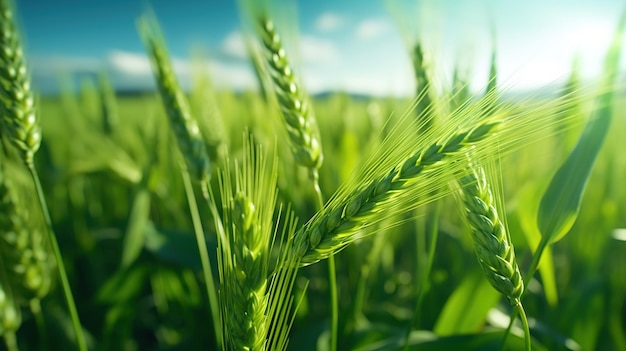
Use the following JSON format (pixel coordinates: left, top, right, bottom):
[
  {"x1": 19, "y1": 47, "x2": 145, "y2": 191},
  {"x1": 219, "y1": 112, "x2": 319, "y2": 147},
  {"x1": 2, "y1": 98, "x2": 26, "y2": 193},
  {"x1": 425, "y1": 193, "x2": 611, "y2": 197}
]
[
  {"x1": 294, "y1": 119, "x2": 500, "y2": 265},
  {"x1": 291, "y1": 66, "x2": 590, "y2": 265}
]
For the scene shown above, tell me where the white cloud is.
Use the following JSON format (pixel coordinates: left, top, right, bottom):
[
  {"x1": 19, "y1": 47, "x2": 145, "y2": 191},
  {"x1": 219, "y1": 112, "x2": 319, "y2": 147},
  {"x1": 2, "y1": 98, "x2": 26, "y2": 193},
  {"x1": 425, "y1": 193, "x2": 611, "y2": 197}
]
[
  {"x1": 107, "y1": 50, "x2": 194, "y2": 76},
  {"x1": 106, "y1": 50, "x2": 255, "y2": 91},
  {"x1": 300, "y1": 36, "x2": 339, "y2": 64},
  {"x1": 355, "y1": 18, "x2": 391, "y2": 40},
  {"x1": 301, "y1": 65, "x2": 413, "y2": 97},
  {"x1": 108, "y1": 51, "x2": 152, "y2": 75},
  {"x1": 221, "y1": 31, "x2": 248, "y2": 59},
  {"x1": 315, "y1": 12, "x2": 344, "y2": 32}
]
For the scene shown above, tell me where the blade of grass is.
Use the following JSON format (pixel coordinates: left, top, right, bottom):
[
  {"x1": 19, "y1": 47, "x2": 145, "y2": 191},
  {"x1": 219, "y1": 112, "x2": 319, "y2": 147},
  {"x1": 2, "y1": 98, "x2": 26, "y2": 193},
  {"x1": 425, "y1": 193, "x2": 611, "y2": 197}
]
[
  {"x1": 120, "y1": 187, "x2": 151, "y2": 268},
  {"x1": 502, "y1": 12, "x2": 625, "y2": 349},
  {"x1": 179, "y1": 161, "x2": 222, "y2": 349},
  {"x1": 434, "y1": 270, "x2": 501, "y2": 335},
  {"x1": 536, "y1": 8, "x2": 625, "y2": 251},
  {"x1": 403, "y1": 201, "x2": 441, "y2": 350}
]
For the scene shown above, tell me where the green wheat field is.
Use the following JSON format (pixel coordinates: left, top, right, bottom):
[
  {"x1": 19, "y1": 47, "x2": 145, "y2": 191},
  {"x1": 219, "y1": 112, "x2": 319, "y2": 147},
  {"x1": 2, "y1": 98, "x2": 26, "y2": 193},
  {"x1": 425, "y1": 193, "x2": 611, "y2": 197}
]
[{"x1": 0, "y1": 0, "x2": 625, "y2": 350}]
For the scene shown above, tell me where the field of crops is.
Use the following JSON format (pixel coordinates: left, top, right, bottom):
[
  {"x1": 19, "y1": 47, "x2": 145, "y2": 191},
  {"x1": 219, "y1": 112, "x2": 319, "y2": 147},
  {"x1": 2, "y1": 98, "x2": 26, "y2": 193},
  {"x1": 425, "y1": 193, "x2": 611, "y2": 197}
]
[{"x1": 1, "y1": 0, "x2": 626, "y2": 350}]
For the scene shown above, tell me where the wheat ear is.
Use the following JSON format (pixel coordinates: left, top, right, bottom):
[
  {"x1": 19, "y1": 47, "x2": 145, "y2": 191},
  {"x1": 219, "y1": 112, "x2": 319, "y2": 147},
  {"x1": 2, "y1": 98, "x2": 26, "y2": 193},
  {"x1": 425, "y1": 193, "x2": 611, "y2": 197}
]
[
  {"x1": 0, "y1": 264, "x2": 20, "y2": 351},
  {"x1": 98, "y1": 72, "x2": 118, "y2": 135},
  {"x1": 257, "y1": 18, "x2": 323, "y2": 171},
  {"x1": 458, "y1": 165, "x2": 523, "y2": 304},
  {"x1": 218, "y1": 137, "x2": 299, "y2": 350},
  {"x1": 294, "y1": 120, "x2": 500, "y2": 265},
  {"x1": 0, "y1": 0, "x2": 41, "y2": 168},
  {"x1": 138, "y1": 17, "x2": 211, "y2": 184},
  {"x1": 458, "y1": 162, "x2": 531, "y2": 351},
  {"x1": 0, "y1": 166, "x2": 53, "y2": 303},
  {"x1": 412, "y1": 43, "x2": 434, "y2": 126}
]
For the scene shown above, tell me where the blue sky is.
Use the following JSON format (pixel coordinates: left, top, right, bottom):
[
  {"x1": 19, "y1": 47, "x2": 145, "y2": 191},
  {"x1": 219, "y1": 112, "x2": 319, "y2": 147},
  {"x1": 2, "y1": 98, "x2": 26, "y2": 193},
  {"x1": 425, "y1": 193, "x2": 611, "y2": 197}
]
[{"x1": 16, "y1": 0, "x2": 626, "y2": 96}]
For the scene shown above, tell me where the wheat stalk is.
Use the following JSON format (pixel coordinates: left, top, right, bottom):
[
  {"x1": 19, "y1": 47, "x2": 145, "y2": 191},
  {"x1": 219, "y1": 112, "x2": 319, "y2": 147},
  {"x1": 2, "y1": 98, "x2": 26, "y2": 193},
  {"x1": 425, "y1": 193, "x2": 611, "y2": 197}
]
[
  {"x1": 287, "y1": 64, "x2": 588, "y2": 266},
  {"x1": 138, "y1": 16, "x2": 211, "y2": 184},
  {"x1": 138, "y1": 13, "x2": 223, "y2": 348},
  {"x1": 251, "y1": 14, "x2": 338, "y2": 350},
  {"x1": 0, "y1": 2, "x2": 86, "y2": 349},
  {"x1": 294, "y1": 118, "x2": 500, "y2": 265},
  {"x1": 0, "y1": 0, "x2": 41, "y2": 168},
  {"x1": 257, "y1": 18, "x2": 323, "y2": 171}
]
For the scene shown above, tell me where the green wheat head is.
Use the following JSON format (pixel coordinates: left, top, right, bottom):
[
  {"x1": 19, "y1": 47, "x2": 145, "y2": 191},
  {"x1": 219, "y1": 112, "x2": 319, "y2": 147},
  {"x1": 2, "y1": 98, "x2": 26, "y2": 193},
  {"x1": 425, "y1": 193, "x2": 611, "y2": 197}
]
[
  {"x1": 218, "y1": 136, "x2": 300, "y2": 350},
  {"x1": 459, "y1": 164, "x2": 524, "y2": 304},
  {"x1": 0, "y1": 0, "x2": 41, "y2": 168},
  {"x1": 138, "y1": 15, "x2": 211, "y2": 183},
  {"x1": 0, "y1": 167, "x2": 53, "y2": 304},
  {"x1": 0, "y1": 258, "x2": 20, "y2": 346},
  {"x1": 256, "y1": 17, "x2": 323, "y2": 170}
]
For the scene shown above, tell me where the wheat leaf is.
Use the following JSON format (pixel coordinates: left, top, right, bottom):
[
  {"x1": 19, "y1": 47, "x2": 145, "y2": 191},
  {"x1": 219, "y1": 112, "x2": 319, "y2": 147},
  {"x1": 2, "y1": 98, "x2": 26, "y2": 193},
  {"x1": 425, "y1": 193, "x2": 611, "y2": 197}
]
[{"x1": 537, "y1": 11, "x2": 625, "y2": 244}]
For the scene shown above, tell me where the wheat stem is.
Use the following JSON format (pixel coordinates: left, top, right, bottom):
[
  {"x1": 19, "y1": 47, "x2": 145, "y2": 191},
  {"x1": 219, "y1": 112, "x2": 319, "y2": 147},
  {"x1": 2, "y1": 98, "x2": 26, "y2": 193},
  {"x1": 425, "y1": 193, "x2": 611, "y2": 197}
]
[
  {"x1": 526, "y1": 237, "x2": 549, "y2": 284},
  {"x1": 28, "y1": 166, "x2": 86, "y2": 351},
  {"x1": 138, "y1": 15, "x2": 221, "y2": 347},
  {"x1": 312, "y1": 177, "x2": 338, "y2": 351},
  {"x1": 349, "y1": 229, "x2": 386, "y2": 331},
  {"x1": 500, "y1": 237, "x2": 548, "y2": 350},
  {"x1": 517, "y1": 303, "x2": 531, "y2": 351},
  {"x1": 179, "y1": 164, "x2": 222, "y2": 349},
  {"x1": 327, "y1": 255, "x2": 338, "y2": 351},
  {"x1": 3, "y1": 332, "x2": 18, "y2": 351},
  {"x1": 403, "y1": 201, "x2": 442, "y2": 351},
  {"x1": 30, "y1": 299, "x2": 48, "y2": 351}
]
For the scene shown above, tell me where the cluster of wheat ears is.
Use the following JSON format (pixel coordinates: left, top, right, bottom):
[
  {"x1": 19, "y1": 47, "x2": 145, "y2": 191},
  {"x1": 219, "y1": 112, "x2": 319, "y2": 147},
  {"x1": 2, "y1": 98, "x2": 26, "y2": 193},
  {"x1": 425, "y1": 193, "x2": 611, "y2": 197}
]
[{"x1": 0, "y1": 0, "x2": 624, "y2": 350}]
